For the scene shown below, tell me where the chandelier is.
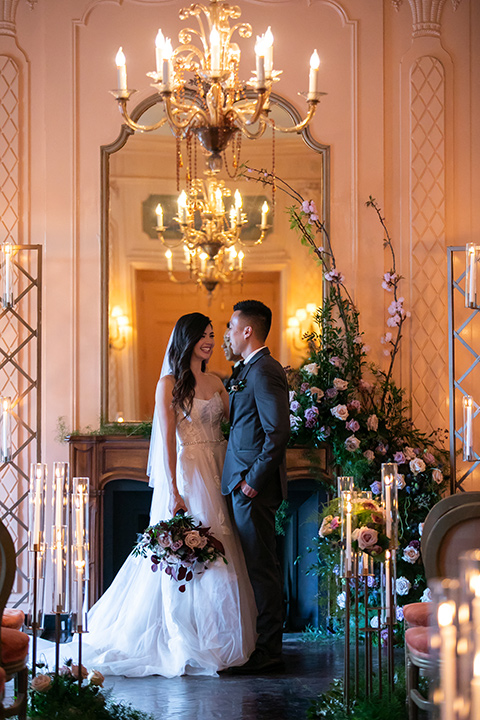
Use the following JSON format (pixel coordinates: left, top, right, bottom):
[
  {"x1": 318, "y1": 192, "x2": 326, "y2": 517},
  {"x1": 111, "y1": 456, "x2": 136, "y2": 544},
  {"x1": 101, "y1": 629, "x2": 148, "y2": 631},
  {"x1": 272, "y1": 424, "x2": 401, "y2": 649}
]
[
  {"x1": 112, "y1": 0, "x2": 323, "y2": 170},
  {"x1": 155, "y1": 174, "x2": 269, "y2": 294}
]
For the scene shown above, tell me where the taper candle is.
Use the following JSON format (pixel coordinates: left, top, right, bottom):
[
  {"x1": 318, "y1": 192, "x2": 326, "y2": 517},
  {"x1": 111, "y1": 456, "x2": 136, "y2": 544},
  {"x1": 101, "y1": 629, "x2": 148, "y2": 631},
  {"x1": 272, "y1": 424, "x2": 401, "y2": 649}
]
[
  {"x1": 438, "y1": 601, "x2": 457, "y2": 720},
  {"x1": 115, "y1": 48, "x2": 127, "y2": 91}
]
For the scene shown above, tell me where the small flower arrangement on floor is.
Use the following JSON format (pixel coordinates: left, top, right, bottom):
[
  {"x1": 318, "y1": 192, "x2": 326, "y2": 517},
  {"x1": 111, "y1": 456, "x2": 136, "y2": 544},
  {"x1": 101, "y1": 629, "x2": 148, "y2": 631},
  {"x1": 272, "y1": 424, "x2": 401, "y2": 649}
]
[
  {"x1": 319, "y1": 496, "x2": 389, "y2": 561},
  {"x1": 29, "y1": 660, "x2": 154, "y2": 720},
  {"x1": 132, "y1": 512, "x2": 227, "y2": 591}
]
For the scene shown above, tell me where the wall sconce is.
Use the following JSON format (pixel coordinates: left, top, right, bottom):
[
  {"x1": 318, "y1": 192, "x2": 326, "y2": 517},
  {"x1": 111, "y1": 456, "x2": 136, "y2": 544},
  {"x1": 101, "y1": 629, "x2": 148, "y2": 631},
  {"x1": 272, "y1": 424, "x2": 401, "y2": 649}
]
[
  {"x1": 0, "y1": 396, "x2": 12, "y2": 463},
  {"x1": 1, "y1": 241, "x2": 15, "y2": 309},
  {"x1": 109, "y1": 306, "x2": 130, "y2": 350},
  {"x1": 286, "y1": 303, "x2": 318, "y2": 351},
  {"x1": 465, "y1": 243, "x2": 480, "y2": 309}
]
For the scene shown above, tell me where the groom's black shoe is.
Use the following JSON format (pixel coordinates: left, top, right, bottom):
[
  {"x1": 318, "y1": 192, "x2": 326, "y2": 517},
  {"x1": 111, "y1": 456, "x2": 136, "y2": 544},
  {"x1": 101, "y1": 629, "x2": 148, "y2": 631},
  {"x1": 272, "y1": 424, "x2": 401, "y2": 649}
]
[{"x1": 224, "y1": 649, "x2": 284, "y2": 675}]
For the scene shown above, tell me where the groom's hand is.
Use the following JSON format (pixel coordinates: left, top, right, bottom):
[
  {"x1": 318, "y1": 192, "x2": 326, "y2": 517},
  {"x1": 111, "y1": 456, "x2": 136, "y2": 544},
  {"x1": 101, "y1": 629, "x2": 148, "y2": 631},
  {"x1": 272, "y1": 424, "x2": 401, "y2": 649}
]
[{"x1": 238, "y1": 480, "x2": 258, "y2": 498}]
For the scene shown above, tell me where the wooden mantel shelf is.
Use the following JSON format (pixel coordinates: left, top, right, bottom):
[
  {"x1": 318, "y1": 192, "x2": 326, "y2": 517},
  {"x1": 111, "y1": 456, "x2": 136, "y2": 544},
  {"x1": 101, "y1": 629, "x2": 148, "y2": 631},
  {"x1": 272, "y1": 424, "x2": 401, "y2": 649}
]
[{"x1": 68, "y1": 434, "x2": 332, "y2": 602}]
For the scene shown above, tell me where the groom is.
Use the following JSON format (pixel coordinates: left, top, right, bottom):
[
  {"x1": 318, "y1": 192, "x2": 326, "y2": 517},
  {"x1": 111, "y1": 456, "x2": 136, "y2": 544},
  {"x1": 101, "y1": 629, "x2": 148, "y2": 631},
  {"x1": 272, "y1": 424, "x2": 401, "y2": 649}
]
[{"x1": 222, "y1": 300, "x2": 290, "y2": 673}]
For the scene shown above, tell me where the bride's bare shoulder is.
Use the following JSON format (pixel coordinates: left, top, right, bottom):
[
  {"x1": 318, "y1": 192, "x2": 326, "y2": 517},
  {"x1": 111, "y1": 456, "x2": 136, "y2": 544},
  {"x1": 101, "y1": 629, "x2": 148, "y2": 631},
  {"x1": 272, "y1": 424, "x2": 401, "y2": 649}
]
[
  {"x1": 157, "y1": 374, "x2": 175, "y2": 397},
  {"x1": 204, "y1": 372, "x2": 225, "y2": 393}
]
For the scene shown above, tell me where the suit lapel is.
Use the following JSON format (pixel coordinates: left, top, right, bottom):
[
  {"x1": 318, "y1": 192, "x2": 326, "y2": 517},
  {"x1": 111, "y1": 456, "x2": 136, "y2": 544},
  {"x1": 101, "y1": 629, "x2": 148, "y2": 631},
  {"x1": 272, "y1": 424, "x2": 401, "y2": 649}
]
[{"x1": 230, "y1": 347, "x2": 270, "y2": 423}]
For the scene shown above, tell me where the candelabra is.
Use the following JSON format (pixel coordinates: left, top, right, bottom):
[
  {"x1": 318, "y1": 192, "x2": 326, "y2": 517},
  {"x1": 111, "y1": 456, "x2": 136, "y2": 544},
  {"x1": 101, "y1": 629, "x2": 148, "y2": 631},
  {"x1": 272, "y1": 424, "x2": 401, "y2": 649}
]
[
  {"x1": 156, "y1": 174, "x2": 270, "y2": 294},
  {"x1": 111, "y1": 1, "x2": 324, "y2": 171},
  {"x1": 51, "y1": 461, "x2": 70, "y2": 674},
  {"x1": 28, "y1": 463, "x2": 47, "y2": 677}
]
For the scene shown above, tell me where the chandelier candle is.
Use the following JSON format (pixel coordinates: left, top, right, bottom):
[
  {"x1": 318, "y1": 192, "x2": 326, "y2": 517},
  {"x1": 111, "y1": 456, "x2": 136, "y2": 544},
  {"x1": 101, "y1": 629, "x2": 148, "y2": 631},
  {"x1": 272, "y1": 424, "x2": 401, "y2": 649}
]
[
  {"x1": 115, "y1": 47, "x2": 127, "y2": 91},
  {"x1": 308, "y1": 50, "x2": 320, "y2": 98}
]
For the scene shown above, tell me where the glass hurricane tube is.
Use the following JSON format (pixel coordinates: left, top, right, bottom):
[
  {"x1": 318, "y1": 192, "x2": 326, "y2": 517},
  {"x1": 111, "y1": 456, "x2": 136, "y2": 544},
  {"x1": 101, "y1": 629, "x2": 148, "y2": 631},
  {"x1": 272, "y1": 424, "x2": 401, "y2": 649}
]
[
  {"x1": 51, "y1": 462, "x2": 70, "y2": 613},
  {"x1": 72, "y1": 477, "x2": 89, "y2": 632},
  {"x1": 381, "y1": 463, "x2": 398, "y2": 549}
]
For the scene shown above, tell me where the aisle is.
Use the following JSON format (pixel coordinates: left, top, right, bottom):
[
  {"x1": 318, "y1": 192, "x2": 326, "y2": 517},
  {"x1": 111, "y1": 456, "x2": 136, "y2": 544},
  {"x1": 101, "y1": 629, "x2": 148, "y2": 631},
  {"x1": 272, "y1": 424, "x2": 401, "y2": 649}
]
[{"x1": 103, "y1": 634, "x2": 343, "y2": 720}]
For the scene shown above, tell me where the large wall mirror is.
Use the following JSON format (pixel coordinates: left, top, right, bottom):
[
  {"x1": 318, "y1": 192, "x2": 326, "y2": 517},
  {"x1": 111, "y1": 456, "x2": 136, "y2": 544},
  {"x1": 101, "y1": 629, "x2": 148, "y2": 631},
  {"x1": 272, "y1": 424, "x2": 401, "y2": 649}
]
[{"x1": 101, "y1": 92, "x2": 329, "y2": 423}]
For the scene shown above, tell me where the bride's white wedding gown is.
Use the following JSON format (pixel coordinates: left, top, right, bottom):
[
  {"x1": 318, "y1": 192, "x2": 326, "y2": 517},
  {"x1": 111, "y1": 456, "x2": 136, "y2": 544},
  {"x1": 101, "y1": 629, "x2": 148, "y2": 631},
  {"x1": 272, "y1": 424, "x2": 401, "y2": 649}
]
[{"x1": 36, "y1": 393, "x2": 257, "y2": 677}]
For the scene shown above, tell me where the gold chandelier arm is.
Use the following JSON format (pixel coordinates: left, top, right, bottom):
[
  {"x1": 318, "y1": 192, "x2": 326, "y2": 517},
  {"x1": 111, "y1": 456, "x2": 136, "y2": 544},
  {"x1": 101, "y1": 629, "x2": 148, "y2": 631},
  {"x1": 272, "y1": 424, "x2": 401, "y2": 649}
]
[
  {"x1": 116, "y1": 98, "x2": 169, "y2": 132},
  {"x1": 163, "y1": 94, "x2": 210, "y2": 130},
  {"x1": 267, "y1": 100, "x2": 319, "y2": 134},
  {"x1": 235, "y1": 119, "x2": 267, "y2": 141},
  {"x1": 242, "y1": 90, "x2": 268, "y2": 127}
]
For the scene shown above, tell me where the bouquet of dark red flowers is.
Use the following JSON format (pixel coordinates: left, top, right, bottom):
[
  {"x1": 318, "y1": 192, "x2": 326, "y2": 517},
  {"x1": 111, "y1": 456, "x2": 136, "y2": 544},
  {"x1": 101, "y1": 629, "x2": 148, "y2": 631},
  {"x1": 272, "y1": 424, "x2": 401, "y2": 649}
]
[{"x1": 132, "y1": 512, "x2": 227, "y2": 591}]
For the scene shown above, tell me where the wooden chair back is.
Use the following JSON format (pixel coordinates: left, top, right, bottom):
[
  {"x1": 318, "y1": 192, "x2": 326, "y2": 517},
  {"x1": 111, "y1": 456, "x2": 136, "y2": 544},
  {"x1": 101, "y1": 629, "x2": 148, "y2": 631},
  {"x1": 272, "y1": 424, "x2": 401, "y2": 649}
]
[{"x1": 421, "y1": 491, "x2": 480, "y2": 581}]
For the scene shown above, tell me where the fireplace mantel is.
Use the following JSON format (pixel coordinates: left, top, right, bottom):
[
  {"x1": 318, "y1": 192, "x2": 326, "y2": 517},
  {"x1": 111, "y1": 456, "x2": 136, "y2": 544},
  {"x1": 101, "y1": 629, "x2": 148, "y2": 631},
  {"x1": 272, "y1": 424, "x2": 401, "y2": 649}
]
[{"x1": 68, "y1": 434, "x2": 332, "y2": 604}]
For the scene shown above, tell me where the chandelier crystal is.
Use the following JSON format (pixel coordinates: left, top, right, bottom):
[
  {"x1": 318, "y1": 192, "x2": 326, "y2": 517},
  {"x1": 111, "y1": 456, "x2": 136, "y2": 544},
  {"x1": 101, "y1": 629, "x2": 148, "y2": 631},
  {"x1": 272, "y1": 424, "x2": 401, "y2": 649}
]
[
  {"x1": 112, "y1": 0, "x2": 324, "y2": 170},
  {"x1": 155, "y1": 174, "x2": 269, "y2": 294}
]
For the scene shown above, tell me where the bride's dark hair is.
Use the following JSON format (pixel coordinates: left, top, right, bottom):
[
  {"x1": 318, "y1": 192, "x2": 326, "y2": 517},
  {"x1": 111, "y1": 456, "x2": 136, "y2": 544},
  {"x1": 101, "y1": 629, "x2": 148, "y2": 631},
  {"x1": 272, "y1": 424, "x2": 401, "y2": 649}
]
[{"x1": 168, "y1": 312, "x2": 212, "y2": 416}]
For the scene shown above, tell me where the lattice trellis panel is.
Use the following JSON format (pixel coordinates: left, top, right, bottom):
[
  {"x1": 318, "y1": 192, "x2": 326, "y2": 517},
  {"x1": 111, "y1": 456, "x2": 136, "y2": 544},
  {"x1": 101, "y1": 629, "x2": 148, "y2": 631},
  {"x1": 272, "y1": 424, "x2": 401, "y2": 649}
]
[
  {"x1": 409, "y1": 55, "x2": 448, "y2": 436},
  {"x1": 0, "y1": 56, "x2": 19, "y2": 246},
  {"x1": 0, "y1": 246, "x2": 42, "y2": 607},
  {"x1": 448, "y1": 247, "x2": 480, "y2": 493}
]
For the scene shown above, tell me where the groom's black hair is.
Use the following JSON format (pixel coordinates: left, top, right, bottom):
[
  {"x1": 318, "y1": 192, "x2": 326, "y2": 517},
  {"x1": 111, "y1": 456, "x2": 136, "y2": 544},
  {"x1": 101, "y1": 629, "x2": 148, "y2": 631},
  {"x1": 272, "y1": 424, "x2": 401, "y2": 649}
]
[{"x1": 233, "y1": 300, "x2": 272, "y2": 342}]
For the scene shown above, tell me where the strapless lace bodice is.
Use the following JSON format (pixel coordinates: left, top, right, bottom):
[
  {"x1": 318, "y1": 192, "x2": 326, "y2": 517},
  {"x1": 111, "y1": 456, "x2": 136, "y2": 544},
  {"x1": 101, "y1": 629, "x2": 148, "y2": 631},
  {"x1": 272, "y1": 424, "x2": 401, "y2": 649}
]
[{"x1": 177, "y1": 392, "x2": 226, "y2": 447}]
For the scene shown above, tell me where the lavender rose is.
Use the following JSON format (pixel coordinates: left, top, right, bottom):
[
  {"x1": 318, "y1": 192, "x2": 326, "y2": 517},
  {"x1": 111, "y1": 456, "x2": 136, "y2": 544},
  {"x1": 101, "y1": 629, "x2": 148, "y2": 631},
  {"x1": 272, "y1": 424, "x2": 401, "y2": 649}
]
[
  {"x1": 393, "y1": 451, "x2": 405, "y2": 464},
  {"x1": 370, "y1": 480, "x2": 382, "y2": 495},
  {"x1": 305, "y1": 406, "x2": 319, "y2": 428},
  {"x1": 346, "y1": 419, "x2": 360, "y2": 432},
  {"x1": 396, "y1": 577, "x2": 412, "y2": 596},
  {"x1": 290, "y1": 400, "x2": 301, "y2": 412}
]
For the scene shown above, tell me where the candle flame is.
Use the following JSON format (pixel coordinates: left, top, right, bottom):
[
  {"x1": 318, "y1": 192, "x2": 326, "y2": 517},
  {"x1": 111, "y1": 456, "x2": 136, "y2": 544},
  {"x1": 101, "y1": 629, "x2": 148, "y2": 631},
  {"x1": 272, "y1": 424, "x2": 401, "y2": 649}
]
[
  {"x1": 115, "y1": 47, "x2": 126, "y2": 68},
  {"x1": 438, "y1": 601, "x2": 455, "y2": 627},
  {"x1": 310, "y1": 49, "x2": 320, "y2": 70}
]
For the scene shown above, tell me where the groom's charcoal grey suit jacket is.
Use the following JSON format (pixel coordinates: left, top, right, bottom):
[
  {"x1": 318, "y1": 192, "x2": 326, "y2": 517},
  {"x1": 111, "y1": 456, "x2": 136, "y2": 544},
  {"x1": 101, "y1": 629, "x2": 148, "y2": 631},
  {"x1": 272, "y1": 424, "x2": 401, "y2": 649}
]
[{"x1": 221, "y1": 347, "x2": 290, "y2": 497}]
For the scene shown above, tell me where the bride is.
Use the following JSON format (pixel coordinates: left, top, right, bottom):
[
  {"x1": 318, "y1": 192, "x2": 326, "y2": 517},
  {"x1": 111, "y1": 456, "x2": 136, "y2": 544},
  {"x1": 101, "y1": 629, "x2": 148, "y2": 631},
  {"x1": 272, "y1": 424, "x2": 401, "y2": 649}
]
[{"x1": 38, "y1": 313, "x2": 257, "y2": 677}]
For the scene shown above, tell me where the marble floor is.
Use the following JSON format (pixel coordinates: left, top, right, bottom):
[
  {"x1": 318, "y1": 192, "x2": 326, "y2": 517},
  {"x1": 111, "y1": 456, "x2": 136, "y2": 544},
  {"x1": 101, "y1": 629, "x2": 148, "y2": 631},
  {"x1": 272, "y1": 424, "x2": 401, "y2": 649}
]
[{"x1": 102, "y1": 634, "x2": 344, "y2": 720}]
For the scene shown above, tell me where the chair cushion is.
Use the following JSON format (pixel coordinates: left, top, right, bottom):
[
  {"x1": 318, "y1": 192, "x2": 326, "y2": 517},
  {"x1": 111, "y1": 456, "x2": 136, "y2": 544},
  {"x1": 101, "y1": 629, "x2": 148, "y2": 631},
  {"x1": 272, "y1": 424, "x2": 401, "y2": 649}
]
[
  {"x1": 403, "y1": 602, "x2": 433, "y2": 627},
  {"x1": 405, "y1": 626, "x2": 430, "y2": 660},
  {"x1": 1, "y1": 608, "x2": 25, "y2": 630},
  {"x1": 0, "y1": 627, "x2": 29, "y2": 665}
]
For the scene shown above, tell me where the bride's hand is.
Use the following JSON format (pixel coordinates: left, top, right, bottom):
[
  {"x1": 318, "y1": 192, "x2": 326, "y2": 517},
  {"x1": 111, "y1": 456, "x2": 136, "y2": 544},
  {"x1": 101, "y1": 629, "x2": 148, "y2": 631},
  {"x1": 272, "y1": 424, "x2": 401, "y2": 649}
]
[{"x1": 169, "y1": 492, "x2": 187, "y2": 517}]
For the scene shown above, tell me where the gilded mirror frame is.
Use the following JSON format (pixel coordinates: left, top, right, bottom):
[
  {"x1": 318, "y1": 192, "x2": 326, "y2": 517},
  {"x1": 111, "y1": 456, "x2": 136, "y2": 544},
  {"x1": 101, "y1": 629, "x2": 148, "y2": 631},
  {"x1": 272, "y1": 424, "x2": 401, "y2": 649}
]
[{"x1": 100, "y1": 91, "x2": 330, "y2": 424}]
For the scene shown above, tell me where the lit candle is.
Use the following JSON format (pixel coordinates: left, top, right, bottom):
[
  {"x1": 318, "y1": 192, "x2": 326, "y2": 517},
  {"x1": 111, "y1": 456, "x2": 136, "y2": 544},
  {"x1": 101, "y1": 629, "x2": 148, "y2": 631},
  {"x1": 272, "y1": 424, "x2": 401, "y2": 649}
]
[
  {"x1": 385, "y1": 550, "x2": 391, "y2": 621},
  {"x1": 229, "y1": 206, "x2": 236, "y2": 229},
  {"x1": 178, "y1": 191, "x2": 188, "y2": 224},
  {"x1": 464, "y1": 396, "x2": 473, "y2": 459},
  {"x1": 55, "y1": 527, "x2": 63, "y2": 607},
  {"x1": 345, "y1": 494, "x2": 352, "y2": 573},
  {"x1": 155, "y1": 29, "x2": 164, "y2": 73},
  {"x1": 77, "y1": 563, "x2": 83, "y2": 619},
  {"x1": 162, "y1": 38, "x2": 172, "y2": 90},
  {"x1": 1, "y1": 397, "x2": 9, "y2": 461},
  {"x1": 165, "y1": 249, "x2": 173, "y2": 272},
  {"x1": 308, "y1": 50, "x2": 320, "y2": 98},
  {"x1": 384, "y1": 473, "x2": 393, "y2": 540},
  {"x1": 264, "y1": 27, "x2": 273, "y2": 78},
  {"x1": 2, "y1": 242, "x2": 13, "y2": 307},
  {"x1": 438, "y1": 601, "x2": 457, "y2": 720},
  {"x1": 34, "y1": 466, "x2": 42, "y2": 546},
  {"x1": 238, "y1": 250, "x2": 244, "y2": 270},
  {"x1": 255, "y1": 36, "x2": 266, "y2": 87},
  {"x1": 115, "y1": 47, "x2": 127, "y2": 91},
  {"x1": 200, "y1": 252, "x2": 207, "y2": 273},
  {"x1": 210, "y1": 26, "x2": 221, "y2": 75},
  {"x1": 155, "y1": 203, "x2": 163, "y2": 228},
  {"x1": 467, "y1": 244, "x2": 476, "y2": 307},
  {"x1": 261, "y1": 201, "x2": 269, "y2": 229},
  {"x1": 472, "y1": 652, "x2": 480, "y2": 720}
]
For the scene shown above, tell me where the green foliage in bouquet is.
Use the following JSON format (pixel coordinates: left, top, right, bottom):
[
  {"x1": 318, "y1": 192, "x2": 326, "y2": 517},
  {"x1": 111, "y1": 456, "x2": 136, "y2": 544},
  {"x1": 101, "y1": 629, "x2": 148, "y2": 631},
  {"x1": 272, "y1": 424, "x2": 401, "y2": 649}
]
[{"x1": 244, "y1": 167, "x2": 449, "y2": 616}]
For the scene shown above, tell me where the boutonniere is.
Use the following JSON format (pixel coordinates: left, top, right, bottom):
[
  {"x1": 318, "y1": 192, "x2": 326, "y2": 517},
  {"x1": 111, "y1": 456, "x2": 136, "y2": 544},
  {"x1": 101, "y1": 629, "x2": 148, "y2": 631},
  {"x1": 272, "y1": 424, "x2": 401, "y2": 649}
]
[{"x1": 229, "y1": 379, "x2": 247, "y2": 395}]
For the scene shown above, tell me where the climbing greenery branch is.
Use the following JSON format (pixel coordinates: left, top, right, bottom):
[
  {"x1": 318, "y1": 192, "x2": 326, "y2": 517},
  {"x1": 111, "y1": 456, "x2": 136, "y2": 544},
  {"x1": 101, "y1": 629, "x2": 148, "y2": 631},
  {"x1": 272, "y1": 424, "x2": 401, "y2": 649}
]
[{"x1": 243, "y1": 165, "x2": 449, "y2": 619}]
